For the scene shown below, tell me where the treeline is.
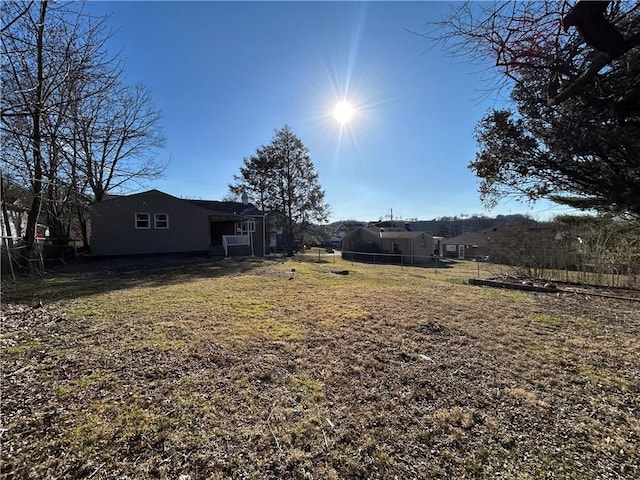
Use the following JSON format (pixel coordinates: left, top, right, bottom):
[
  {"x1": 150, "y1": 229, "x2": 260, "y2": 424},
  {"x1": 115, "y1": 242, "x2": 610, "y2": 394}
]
[
  {"x1": 485, "y1": 215, "x2": 640, "y2": 288},
  {"x1": 410, "y1": 214, "x2": 534, "y2": 238},
  {"x1": 325, "y1": 214, "x2": 534, "y2": 239}
]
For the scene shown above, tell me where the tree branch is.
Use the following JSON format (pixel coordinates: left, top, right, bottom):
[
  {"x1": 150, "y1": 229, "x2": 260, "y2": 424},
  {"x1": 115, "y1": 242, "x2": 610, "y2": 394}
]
[{"x1": 547, "y1": 52, "x2": 610, "y2": 105}]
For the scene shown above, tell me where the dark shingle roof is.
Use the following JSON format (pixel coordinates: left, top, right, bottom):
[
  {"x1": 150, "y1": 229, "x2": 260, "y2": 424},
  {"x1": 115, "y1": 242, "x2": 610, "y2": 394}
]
[
  {"x1": 187, "y1": 200, "x2": 262, "y2": 216},
  {"x1": 359, "y1": 227, "x2": 429, "y2": 239},
  {"x1": 443, "y1": 231, "x2": 490, "y2": 245},
  {"x1": 378, "y1": 230, "x2": 429, "y2": 239}
]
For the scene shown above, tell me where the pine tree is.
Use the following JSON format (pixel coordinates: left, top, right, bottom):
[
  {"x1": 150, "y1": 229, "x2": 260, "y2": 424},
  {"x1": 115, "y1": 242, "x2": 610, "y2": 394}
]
[
  {"x1": 430, "y1": 1, "x2": 640, "y2": 218},
  {"x1": 230, "y1": 125, "x2": 329, "y2": 254}
]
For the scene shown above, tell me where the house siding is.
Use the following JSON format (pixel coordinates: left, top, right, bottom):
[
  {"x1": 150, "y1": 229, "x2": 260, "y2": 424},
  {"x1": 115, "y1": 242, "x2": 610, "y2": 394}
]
[
  {"x1": 90, "y1": 190, "x2": 212, "y2": 256},
  {"x1": 442, "y1": 232, "x2": 491, "y2": 259},
  {"x1": 342, "y1": 227, "x2": 435, "y2": 265}
]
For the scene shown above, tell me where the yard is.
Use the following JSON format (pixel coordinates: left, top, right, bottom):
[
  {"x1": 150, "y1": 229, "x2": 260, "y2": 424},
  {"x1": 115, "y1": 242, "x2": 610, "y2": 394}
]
[{"x1": 1, "y1": 256, "x2": 639, "y2": 479}]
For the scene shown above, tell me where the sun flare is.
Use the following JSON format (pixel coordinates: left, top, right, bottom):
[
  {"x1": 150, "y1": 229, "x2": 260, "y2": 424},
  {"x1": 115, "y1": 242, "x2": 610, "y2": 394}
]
[{"x1": 333, "y1": 101, "x2": 355, "y2": 125}]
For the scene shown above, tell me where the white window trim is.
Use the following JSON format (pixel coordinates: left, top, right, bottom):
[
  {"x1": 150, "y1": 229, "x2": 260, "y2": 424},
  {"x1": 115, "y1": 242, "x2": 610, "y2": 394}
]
[
  {"x1": 135, "y1": 212, "x2": 151, "y2": 229},
  {"x1": 154, "y1": 213, "x2": 169, "y2": 229},
  {"x1": 236, "y1": 219, "x2": 256, "y2": 234}
]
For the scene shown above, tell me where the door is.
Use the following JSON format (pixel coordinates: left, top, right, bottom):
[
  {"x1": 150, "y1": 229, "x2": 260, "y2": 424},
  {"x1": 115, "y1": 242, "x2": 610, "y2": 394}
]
[
  {"x1": 458, "y1": 244, "x2": 465, "y2": 259},
  {"x1": 210, "y1": 221, "x2": 234, "y2": 245}
]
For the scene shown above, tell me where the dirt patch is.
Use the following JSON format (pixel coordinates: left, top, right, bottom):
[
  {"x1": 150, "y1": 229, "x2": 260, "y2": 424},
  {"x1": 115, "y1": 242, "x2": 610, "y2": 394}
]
[{"x1": 473, "y1": 275, "x2": 640, "y2": 302}]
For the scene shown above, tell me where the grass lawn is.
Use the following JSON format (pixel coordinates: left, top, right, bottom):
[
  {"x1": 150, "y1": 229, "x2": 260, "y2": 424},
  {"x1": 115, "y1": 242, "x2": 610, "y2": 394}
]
[{"x1": 1, "y1": 256, "x2": 639, "y2": 479}]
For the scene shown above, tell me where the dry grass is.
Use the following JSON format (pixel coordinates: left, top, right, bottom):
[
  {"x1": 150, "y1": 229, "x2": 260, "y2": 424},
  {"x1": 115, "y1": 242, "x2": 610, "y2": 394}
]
[{"x1": 1, "y1": 256, "x2": 639, "y2": 479}]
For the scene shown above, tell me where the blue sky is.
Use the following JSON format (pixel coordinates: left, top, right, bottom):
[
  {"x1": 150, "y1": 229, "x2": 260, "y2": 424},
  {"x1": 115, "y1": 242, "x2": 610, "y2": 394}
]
[{"x1": 85, "y1": 1, "x2": 571, "y2": 223}]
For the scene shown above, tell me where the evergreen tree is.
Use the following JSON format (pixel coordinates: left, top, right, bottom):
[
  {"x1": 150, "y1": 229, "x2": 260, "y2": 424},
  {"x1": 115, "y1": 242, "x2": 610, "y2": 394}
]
[
  {"x1": 229, "y1": 145, "x2": 275, "y2": 213},
  {"x1": 430, "y1": 1, "x2": 640, "y2": 218},
  {"x1": 230, "y1": 125, "x2": 329, "y2": 255}
]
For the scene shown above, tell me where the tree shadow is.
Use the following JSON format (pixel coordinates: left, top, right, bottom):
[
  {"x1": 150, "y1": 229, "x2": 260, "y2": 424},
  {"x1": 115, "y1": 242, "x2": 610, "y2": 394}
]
[{"x1": 2, "y1": 255, "x2": 279, "y2": 304}]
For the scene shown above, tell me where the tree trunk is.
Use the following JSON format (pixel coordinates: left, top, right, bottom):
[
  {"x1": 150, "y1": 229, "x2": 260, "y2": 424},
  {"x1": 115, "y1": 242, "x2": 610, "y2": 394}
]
[
  {"x1": 287, "y1": 224, "x2": 294, "y2": 256},
  {"x1": 1, "y1": 175, "x2": 14, "y2": 249},
  {"x1": 76, "y1": 204, "x2": 89, "y2": 250},
  {"x1": 24, "y1": 2, "x2": 47, "y2": 260}
]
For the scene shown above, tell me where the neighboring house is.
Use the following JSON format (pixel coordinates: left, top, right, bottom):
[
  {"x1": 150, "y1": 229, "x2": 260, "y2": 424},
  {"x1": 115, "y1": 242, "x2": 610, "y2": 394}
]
[
  {"x1": 329, "y1": 223, "x2": 351, "y2": 249},
  {"x1": 262, "y1": 211, "x2": 304, "y2": 254},
  {"x1": 443, "y1": 222, "x2": 564, "y2": 263},
  {"x1": 442, "y1": 231, "x2": 492, "y2": 260},
  {"x1": 264, "y1": 211, "x2": 288, "y2": 253},
  {"x1": 341, "y1": 226, "x2": 439, "y2": 265},
  {"x1": 1, "y1": 179, "x2": 31, "y2": 241},
  {"x1": 0, "y1": 188, "x2": 51, "y2": 241},
  {"x1": 1, "y1": 199, "x2": 29, "y2": 241},
  {"x1": 90, "y1": 189, "x2": 265, "y2": 257}
]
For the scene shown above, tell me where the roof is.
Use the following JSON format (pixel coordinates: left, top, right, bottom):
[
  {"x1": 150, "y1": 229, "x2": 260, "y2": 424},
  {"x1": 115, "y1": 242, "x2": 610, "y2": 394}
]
[
  {"x1": 379, "y1": 230, "x2": 429, "y2": 240},
  {"x1": 187, "y1": 200, "x2": 262, "y2": 216},
  {"x1": 443, "y1": 231, "x2": 490, "y2": 245},
  {"x1": 356, "y1": 227, "x2": 429, "y2": 240},
  {"x1": 92, "y1": 189, "x2": 262, "y2": 216},
  {"x1": 368, "y1": 220, "x2": 412, "y2": 229}
]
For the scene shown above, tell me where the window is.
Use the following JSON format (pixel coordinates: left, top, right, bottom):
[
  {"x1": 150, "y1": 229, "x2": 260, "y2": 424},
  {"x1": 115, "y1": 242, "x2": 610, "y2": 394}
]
[
  {"x1": 445, "y1": 244, "x2": 457, "y2": 252},
  {"x1": 135, "y1": 212, "x2": 150, "y2": 229},
  {"x1": 236, "y1": 220, "x2": 256, "y2": 234},
  {"x1": 154, "y1": 213, "x2": 169, "y2": 229}
]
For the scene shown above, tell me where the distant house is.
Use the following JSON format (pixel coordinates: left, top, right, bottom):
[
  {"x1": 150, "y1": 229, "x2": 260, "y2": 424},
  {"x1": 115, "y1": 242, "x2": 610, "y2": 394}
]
[
  {"x1": 341, "y1": 225, "x2": 440, "y2": 265},
  {"x1": 442, "y1": 231, "x2": 492, "y2": 260},
  {"x1": 264, "y1": 211, "x2": 302, "y2": 254},
  {"x1": 264, "y1": 212, "x2": 284, "y2": 253},
  {"x1": 0, "y1": 181, "x2": 49, "y2": 241},
  {"x1": 90, "y1": 189, "x2": 265, "y2": 257},
  {"x1": 1, "y1": 195, "x2": 29, "y2": 241},
  {"x1": 443, "y1": 222, "x2": 565, "y2": 263},
  {"x1": 329, "y1": 223, "x2": 352, "y2": 249}
]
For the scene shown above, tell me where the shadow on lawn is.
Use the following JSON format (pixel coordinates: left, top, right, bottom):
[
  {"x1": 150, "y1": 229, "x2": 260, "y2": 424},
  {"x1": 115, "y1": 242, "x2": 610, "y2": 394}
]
[{"x1": 3, "y1": 255, "x2": 277, "y2": 304}]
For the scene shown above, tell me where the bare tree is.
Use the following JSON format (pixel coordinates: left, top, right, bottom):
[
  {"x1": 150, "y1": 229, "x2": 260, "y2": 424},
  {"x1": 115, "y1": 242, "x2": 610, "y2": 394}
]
[
  {"x1": 1, "y1": 1, "x2": 48, "y2": 254},
  {"x1": 426, "y1": 1, "x2": 640, "y2": 218},
  {"x1": 72, "y1": 83, "x2": 165, "y2": 202},
  {"x1": 1, "y1": 1, "x2": 165, "y2": 256},
  {"x1": 426, "y1": 1, "x2": 638, "y2": 102}
]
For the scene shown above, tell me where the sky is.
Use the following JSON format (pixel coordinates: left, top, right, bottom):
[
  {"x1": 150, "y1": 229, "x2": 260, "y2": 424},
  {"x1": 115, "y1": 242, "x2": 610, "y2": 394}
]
[{"x1": 84, "y1": 1, "x2": 574, "y2": 223}]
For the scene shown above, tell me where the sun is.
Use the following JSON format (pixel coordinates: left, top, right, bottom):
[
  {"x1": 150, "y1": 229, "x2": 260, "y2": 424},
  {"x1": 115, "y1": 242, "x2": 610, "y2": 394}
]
[{"x1": 333, "y1": 100, "x2": 355, "y2": 125}]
